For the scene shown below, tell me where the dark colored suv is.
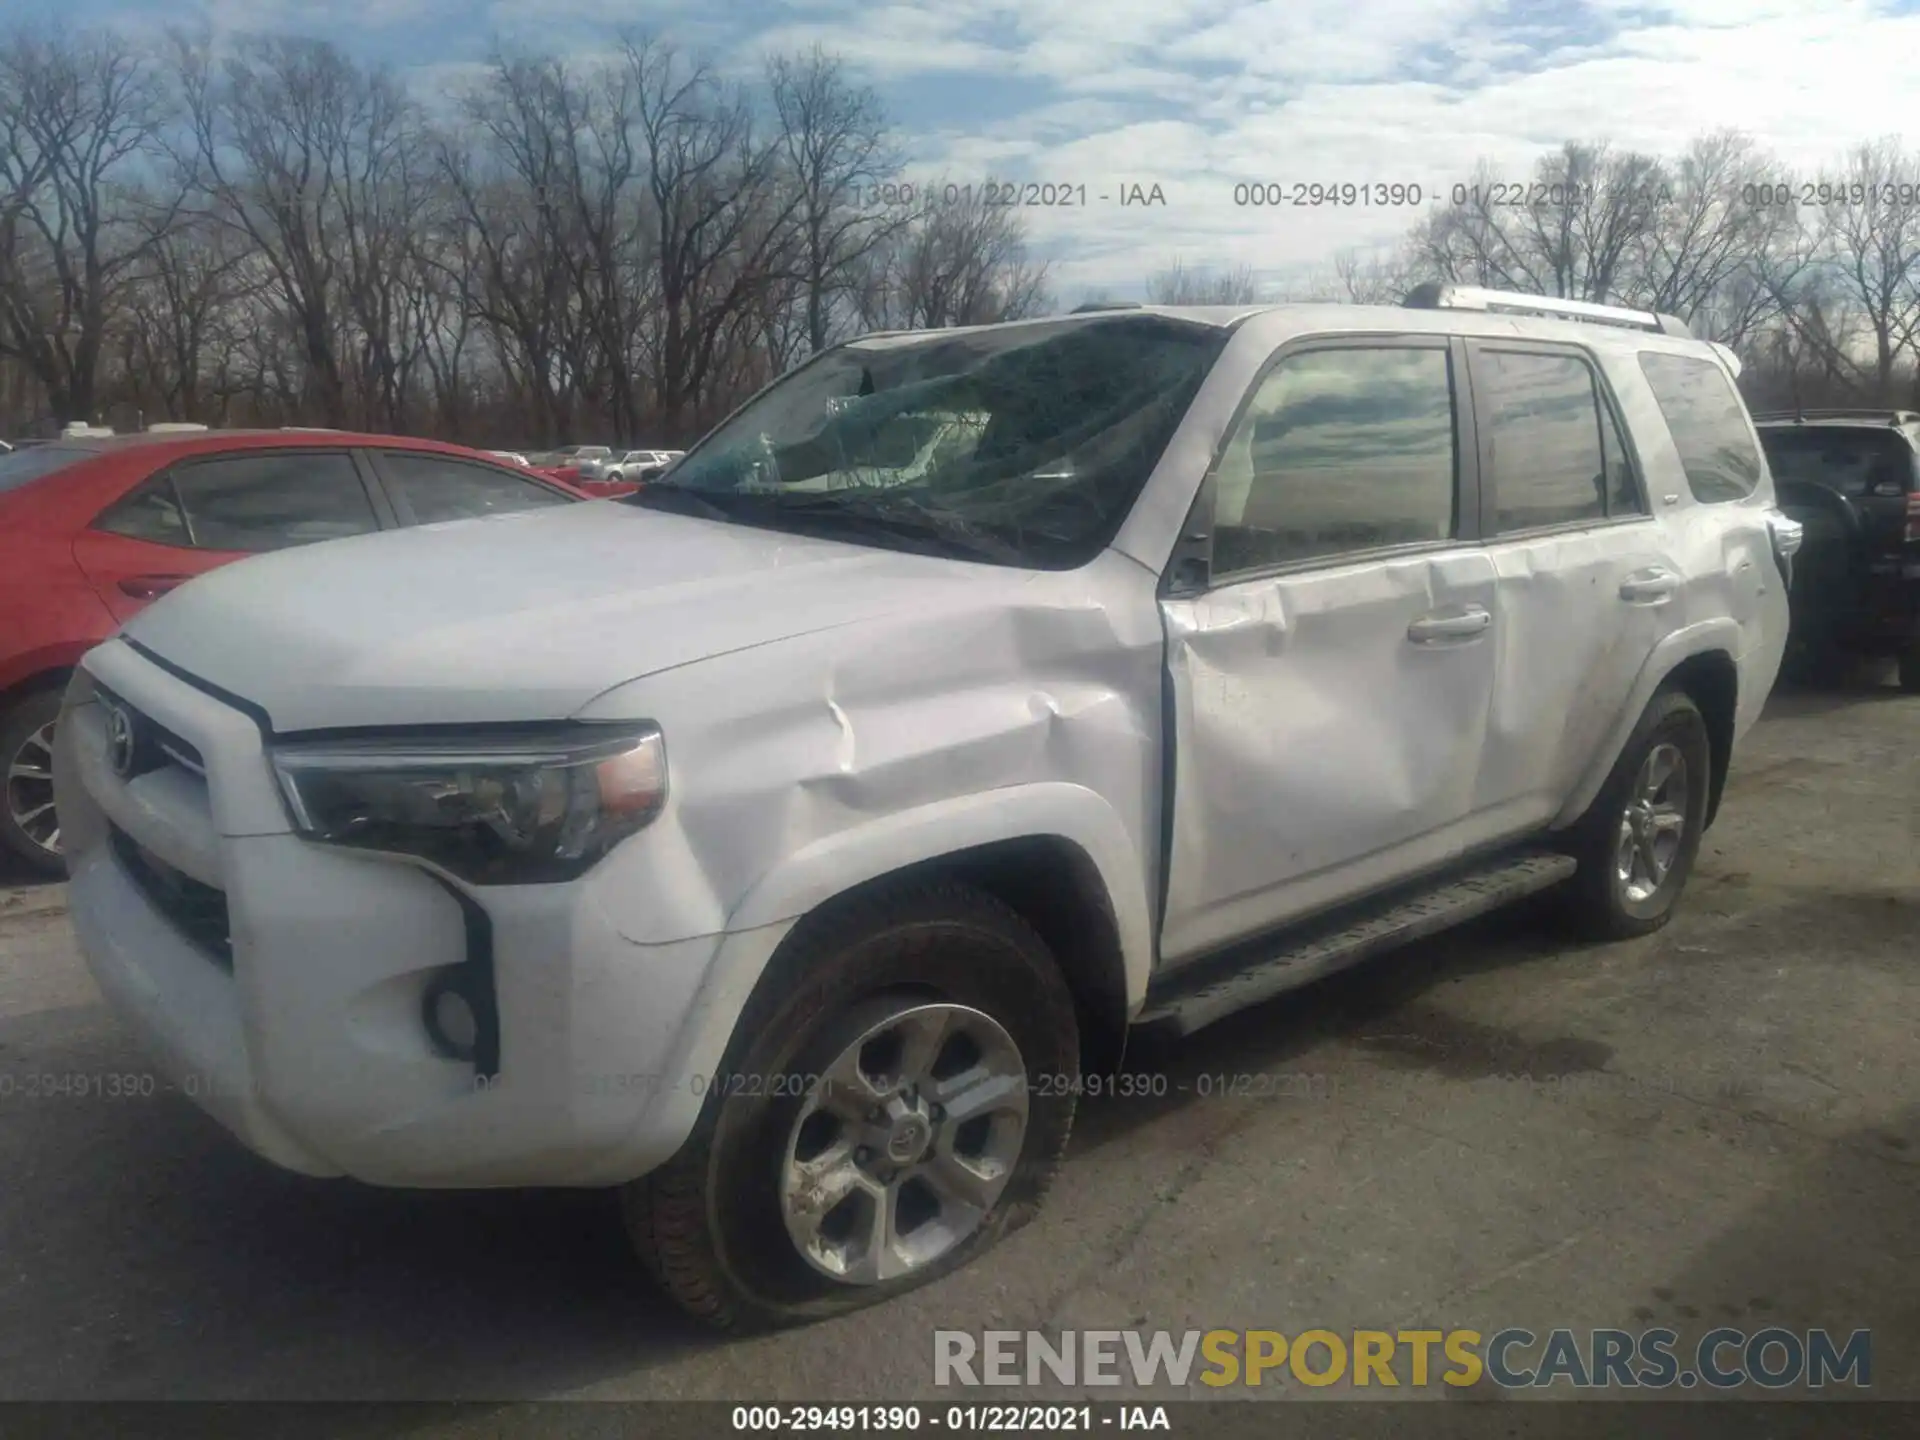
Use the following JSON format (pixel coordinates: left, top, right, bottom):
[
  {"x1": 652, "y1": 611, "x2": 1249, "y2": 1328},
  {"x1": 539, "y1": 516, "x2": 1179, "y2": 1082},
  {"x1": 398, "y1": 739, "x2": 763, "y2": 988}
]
[{"x1": 1753, "y1": 410, "x2": 1920, "y2": 689}]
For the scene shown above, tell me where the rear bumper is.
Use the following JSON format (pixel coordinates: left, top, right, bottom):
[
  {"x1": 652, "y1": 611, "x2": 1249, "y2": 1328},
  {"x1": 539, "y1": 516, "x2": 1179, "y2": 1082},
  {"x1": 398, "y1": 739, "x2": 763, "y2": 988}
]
[
  {"x1": 1791, "y1": 559, "x2": 1920, "y2": 650},
  {"x1": 54, "y1": 639, "x2": 765, "y2": 1189}
]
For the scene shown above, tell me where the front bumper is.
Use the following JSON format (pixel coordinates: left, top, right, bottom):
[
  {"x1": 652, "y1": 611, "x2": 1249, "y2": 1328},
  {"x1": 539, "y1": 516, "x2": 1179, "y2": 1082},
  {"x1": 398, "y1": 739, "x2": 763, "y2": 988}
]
[{"x1": 54, "y1": 639, "x2": 763, "y2": 1189}]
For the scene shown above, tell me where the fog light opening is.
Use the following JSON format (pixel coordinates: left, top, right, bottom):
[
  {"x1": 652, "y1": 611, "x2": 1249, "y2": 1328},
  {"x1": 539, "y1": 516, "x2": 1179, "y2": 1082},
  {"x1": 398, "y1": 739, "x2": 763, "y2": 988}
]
[{"x1": 423, "y1": 976, "x2": 480, "y2": 1062}]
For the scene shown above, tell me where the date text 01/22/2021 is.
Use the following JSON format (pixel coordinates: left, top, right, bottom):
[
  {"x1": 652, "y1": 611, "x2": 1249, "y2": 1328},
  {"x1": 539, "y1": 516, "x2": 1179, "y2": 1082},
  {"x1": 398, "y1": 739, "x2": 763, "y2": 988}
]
[
  {"x1": 541, "y1": 1070, "x2": 1336, "y2": 1102},
  {"x1": 730, "y1": 1405, "x2": 1172, "y2": 1432},
  {"x1": 856, "y1": 181, "x2": 1167, "y2": 208}
]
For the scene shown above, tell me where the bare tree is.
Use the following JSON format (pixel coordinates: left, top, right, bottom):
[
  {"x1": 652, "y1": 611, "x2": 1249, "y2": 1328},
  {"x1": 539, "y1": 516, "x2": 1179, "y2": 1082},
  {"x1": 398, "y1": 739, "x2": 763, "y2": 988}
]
[
  {"x1": 1412, "y1": 143, "x2": 1670, "y2": 303},
  {"x1": 857, "y1": 183, "x2": 1050, "y2": 329},
  {"x1": 11, "y1": 33, "x2": 1920, "y2": 447},
  {"x1": 1819, "y1": 139, "x2": 1920, "y2": 395},
  {"x1": 1332, "y1": 246, "x2": 1418, "y2": 304},
  {"x1": 439, "y1": 54, "x2": 593, "y2": 445},
  {"x1": 119, "y1": 210, "x2": 256, "y2": 420},
  {"x1": 0, "y1": 29, "x2": 185, "y2": 423},
  {"x1": 180, "y1": 32, "x2": 427, "y2": 428},
  {"x1": 768, "y1": 45, "x2": 902, "y2": 354},
  {"x1": 628, "y1": 35, "x2": 799, "y2": 435},
  {"x1": 1145, "y1": 258, "x2": 1258, "y2": 304}
]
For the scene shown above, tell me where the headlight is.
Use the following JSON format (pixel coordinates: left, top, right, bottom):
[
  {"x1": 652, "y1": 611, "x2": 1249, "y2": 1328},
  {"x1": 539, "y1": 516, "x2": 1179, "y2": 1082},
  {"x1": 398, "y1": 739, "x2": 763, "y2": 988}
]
[{"x1": 269, "y1": 724, "x2": 666, "y2": 884}]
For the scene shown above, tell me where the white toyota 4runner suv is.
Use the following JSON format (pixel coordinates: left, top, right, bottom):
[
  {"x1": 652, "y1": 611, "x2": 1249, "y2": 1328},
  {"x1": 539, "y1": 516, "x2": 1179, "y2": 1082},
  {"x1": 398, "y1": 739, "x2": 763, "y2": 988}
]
[{"x1": 54, "y1": 286, "x2": 1800, "y2": 1330}]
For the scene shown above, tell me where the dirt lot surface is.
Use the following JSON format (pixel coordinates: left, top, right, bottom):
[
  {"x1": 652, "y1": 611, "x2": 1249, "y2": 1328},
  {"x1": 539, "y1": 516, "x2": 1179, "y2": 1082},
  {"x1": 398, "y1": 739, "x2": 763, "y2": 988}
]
[{"x1": 1, "y1": 678, "x2": 1914, "y2": 1417}]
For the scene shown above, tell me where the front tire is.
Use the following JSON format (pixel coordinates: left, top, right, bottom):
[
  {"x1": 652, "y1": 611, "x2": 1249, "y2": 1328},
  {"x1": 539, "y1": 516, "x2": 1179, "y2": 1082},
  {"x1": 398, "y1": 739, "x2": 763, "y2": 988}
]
[
  {"x1": 623, "y1": 879, "x2": 1079, "y2": 1331},
  {"x1": 1555, "y1": 689, "x2": 1711, "y2": 941},
  {"x1": 1899, "y1": 647, "x2": 1920, "y2": 694}
]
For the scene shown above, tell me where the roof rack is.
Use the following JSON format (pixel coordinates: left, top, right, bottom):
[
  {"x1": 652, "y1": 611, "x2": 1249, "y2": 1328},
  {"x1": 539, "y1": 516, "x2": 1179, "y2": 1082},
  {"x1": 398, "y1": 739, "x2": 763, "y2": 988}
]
[
  {"x1": 1070, "y1": 301, "x2": 1144, "y2": 313},
  {"x1": 1402, "y1": 282, "x2": 1694, "y2": 338},
  {"x1": 1750, "y1": 408, "x2": 1920, "y2": 427}
]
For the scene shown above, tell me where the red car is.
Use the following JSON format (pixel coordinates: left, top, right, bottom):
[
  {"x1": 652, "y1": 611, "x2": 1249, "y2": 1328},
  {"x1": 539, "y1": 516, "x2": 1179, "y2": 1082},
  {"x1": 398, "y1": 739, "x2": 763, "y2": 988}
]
[
  {"x1": 0, "y1": 429, "x2": 590, "y2": 875},
  {"x1": 543, "y1": 465, "x2": 639, "y2": 498}
]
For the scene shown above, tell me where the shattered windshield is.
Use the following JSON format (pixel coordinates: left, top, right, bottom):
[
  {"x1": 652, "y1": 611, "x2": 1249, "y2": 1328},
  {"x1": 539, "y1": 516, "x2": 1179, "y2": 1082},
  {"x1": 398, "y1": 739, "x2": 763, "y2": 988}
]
[{"x1": 629, "y1": 314, "x2": 1228, "y2": 567}]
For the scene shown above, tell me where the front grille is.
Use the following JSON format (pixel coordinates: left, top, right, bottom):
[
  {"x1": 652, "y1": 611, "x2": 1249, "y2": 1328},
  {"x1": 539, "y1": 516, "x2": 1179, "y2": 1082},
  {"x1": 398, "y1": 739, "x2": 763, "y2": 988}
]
[
  {"x1": 94, "y1": 683, "x2": 206, "y2": 778},
  {"x1": 110, "y1": 824, "x2": 232, "y2": 971}
]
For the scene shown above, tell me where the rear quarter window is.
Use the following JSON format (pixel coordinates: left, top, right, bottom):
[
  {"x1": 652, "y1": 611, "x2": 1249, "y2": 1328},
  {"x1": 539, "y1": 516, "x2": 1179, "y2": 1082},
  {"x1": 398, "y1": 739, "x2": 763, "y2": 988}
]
[{"x1": 1636, "y1": 352, "x2": 1764, "y2": 503}]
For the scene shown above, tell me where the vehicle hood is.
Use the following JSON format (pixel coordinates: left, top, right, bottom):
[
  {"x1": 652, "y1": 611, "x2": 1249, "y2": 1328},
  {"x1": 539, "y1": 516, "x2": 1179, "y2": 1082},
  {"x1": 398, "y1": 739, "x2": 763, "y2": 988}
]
[{"x1": 120, "y1": 502, "x2": 1017, "y2": 732}]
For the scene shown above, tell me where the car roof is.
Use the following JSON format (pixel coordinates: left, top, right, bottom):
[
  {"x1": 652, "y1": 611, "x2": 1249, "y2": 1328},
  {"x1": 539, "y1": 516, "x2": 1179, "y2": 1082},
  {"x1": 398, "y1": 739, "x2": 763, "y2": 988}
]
[
  {"x1": 1753, "y1": 413, "x2": 1920, "y2": 431},
  {"x1": 45, "y1": 429, "x2": 522, "y2": 463},
  {"x1": 841, "y1": 301, "x2": 1732, "y2": 364}
]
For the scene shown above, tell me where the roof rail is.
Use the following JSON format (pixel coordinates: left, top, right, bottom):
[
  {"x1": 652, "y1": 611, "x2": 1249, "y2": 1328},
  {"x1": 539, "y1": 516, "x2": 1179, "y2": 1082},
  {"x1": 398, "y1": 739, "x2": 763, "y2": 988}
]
[
  {"x1": 1402, "y1": 282, "x2": 1694, "y2": 338},
  {"x1": 1070, "y1": 301, "x2": 1143, "y2": 313},
  {"x1": 1750, "y1": 407, "x2": 1920, "y2": 427}
]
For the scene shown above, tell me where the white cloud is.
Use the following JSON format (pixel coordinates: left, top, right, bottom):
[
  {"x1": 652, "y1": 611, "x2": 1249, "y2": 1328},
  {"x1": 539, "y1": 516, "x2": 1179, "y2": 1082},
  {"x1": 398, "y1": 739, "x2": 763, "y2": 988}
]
[
  {"x1": 808, "y1": 2, "x2": 1920, "y2": 293},
  {"x1": 350, "y1": 0, "x2": 1920, "y2": 295}
]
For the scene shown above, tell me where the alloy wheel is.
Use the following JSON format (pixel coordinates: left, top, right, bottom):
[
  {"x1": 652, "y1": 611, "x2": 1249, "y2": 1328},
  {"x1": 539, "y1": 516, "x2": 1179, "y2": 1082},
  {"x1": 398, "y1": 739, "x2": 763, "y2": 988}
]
[
  {"x1": 1614, "y1": 740, "x2": 1688, "y2": 908},
  {"x1": 5, "y1": 719, "x2": 60, "y2": 858},
  {"x1": 779, "y1": 1001, "x2": 1029, "y2": 1285}
]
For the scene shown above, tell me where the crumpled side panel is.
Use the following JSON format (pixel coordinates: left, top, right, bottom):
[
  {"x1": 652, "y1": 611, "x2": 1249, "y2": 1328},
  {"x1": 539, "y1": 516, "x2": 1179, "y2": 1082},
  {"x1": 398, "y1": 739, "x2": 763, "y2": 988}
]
[
  {"x1": 1157, "y1": 548, "x2": 1500, "y2": 964},
  {"x1": 580, "y1": 550, "x2": 1166, "y2": 957}
]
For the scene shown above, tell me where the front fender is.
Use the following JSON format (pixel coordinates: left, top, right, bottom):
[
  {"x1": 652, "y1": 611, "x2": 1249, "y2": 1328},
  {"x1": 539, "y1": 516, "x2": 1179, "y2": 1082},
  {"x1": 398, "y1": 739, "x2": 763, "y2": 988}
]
[
  {"x1": 575, "y1": 783, "x2": 1158, "y2": 1185},
  {"x1": 726, "y1": 781, "x2": 1156, "y2": 1012},
  {"x1": 1551, "y1": 617, "x2": 1743, "y2": 829}
]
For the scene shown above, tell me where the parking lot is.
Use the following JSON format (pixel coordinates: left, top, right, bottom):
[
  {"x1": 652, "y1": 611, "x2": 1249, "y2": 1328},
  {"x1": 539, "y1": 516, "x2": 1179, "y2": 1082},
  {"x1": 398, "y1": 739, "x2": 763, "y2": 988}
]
[{"x1": 0, "y1": 676, "x2": 1914, "y2": 1406}]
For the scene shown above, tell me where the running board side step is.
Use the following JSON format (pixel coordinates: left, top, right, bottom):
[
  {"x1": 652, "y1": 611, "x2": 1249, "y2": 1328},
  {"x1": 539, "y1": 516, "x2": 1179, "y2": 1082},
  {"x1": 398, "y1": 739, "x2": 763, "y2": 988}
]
[{"x1": 1134, "y1": 850, "x2": 1577, "y2": 1039}]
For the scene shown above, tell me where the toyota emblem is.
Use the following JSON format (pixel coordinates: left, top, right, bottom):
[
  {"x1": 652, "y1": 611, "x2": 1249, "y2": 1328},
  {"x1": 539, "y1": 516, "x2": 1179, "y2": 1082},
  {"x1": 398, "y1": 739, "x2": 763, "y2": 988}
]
[{"x1": 103, "y1": 702, "x2": 136, "y2": 778}]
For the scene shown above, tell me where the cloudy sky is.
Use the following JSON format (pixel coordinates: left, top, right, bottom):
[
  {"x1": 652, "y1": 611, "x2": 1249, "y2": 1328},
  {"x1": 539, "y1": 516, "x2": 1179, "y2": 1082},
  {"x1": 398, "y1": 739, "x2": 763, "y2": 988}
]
[{"x1": 24, "y1": 0, "x2": 1920, "y2": 299}]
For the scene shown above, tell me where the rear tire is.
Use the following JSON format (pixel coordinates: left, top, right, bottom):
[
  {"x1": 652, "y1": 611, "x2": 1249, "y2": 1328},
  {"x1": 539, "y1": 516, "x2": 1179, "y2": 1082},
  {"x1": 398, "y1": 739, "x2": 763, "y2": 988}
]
[
  {"x1": 1554, "y1": 689, "x2": 1711, "y2": 942},
  {"x1": 0, "y1": 687, "x2": 65, "y2": 877},
  {"x1": 622, "y1": 879, "x2": 1079, "y2": 1332}
]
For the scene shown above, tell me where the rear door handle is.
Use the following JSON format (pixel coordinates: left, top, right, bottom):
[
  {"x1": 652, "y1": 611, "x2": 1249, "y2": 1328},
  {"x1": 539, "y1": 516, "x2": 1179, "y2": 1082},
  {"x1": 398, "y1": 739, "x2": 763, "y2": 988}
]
[
  {"x1": 1619, "y1": 569, "x2": 1679, "y2": 604},
  {"x1": 1407, "y1": 605, "x2": 1491, "y2": 644},
  {"x1": 117, "y1": 575, "x2": 188, "y2": 600}
]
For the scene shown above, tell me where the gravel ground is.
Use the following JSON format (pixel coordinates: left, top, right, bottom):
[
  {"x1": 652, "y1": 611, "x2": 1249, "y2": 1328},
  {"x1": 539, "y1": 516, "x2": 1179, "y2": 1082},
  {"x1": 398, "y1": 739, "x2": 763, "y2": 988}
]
[{"x1": 0, "y1": 675, "x2": 1914, "y2": 1414}]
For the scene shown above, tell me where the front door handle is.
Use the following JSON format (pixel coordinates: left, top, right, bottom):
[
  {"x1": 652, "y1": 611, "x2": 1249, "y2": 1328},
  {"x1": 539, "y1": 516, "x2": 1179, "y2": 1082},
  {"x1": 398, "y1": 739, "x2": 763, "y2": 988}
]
[
  {"x1": 1619, "y1": 568, "x2": 1679, "y2": 604},
  {"x1": 1407, "y1": 605, "x2": 1491, "y2": 644},
  {"x1": 117, "y1": 575, "x2": 188, "y2": 601}
]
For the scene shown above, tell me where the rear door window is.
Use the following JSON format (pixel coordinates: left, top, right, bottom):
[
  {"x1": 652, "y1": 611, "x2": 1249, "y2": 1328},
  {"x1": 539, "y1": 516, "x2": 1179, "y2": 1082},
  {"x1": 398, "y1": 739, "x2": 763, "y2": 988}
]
[
  {"x1": 376, "y1": 451, "x2": 575, "y2": 523},
  {"x1": 1476, "y1": 349, "x2": 1615, "y2": 532},
  {"x1": 167, "y1": 451, "x2": 381, "y2": 551}
]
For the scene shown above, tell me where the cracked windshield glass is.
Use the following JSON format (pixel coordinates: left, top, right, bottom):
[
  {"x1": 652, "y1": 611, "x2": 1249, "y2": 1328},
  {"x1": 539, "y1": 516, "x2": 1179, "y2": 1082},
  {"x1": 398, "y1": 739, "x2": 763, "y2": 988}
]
[{"x1": 633, "y1": 314, "x2": 1226, "y2": 566}]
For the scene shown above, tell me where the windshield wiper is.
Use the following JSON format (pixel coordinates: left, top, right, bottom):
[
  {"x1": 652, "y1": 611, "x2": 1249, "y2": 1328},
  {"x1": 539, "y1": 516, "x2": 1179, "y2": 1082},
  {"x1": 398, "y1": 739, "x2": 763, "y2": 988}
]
[{"x1": 770, "y1": 491, "x2": 1030, "y2": 565}]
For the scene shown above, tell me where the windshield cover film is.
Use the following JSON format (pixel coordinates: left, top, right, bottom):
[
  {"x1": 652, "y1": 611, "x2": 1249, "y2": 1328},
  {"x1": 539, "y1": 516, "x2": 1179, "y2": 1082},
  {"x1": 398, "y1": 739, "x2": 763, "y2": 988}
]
[{"x1": 632, "y1": 314, "x2": 1228, "y2": 567}]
